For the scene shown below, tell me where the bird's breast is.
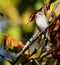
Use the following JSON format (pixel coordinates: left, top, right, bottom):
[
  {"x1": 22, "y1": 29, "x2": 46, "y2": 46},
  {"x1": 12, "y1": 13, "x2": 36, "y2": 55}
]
[{"x1": 35, "y1": 15, "x2": 48, "y2": 30}]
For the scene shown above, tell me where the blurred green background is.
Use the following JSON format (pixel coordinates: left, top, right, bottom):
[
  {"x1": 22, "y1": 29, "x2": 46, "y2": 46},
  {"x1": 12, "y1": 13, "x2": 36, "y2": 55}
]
[{"x1": 0, "y1": 0, "x2": 44, "y2": 44}]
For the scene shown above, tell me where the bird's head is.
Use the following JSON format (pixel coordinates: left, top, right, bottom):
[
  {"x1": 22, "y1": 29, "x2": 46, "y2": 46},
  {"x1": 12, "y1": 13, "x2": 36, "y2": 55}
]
[
  {"x1": 29, "y1": 7, "x2": 43, "y2": 22},
  {"x1": 35, "y1": 11, "x2": 44, "y2": 18}
]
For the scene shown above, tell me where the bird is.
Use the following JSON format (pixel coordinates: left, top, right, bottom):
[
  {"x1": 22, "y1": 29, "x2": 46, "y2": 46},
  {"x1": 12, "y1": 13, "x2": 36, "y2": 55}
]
[
  {"x1": 30, "y1": 11, "x2": 48, "y2": 39},
  {"x1": 29, "y1": 11, "x2": 50, "y2": 50},
  {"x1": 35, "y1": 11, "x2": 48, "y2": 31},
  {"x1": 35, "y1": 11, "x2": 51, "y2": 51}
]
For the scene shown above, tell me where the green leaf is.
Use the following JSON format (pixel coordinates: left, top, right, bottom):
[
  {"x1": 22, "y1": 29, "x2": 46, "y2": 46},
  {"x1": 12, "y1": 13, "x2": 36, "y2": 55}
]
[
  {"x1": 4, "y1": 26, "x2": 22, "y2": 40},
  {"x1": 34, "y1": 0, "x2": 44, "y2": 10}
]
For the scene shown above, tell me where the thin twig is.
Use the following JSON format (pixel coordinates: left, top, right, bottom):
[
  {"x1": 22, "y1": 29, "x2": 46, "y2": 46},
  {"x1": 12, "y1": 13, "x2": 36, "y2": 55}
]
[
  {"x1": 47, "y1": 0, "x2": 60, "y2": 20},
  {"x1": 43, "y1": 0, "x2": 47, "y2": 16},
  {"x1": 39, "y1": 49, "x2": 55, "y2": 62},
  {"x1": 34, "y1": 59, "x2": 40, "y2": 65}
]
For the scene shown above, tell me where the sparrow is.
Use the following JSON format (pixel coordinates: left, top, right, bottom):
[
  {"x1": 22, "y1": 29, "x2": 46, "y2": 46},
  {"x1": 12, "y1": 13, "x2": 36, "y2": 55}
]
[
  {"x1": 29, "y1": 11, "x2": 50, "y2": 50},
  {"x1": 35, "y1": 11, "x2": 48, "y2": 31},
  {"x1": 35, "y1": 11, "x2": 51, "y2": 50},
  {"x1": 30, "y1": 11, "x2": 48, "y2": 38}
]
